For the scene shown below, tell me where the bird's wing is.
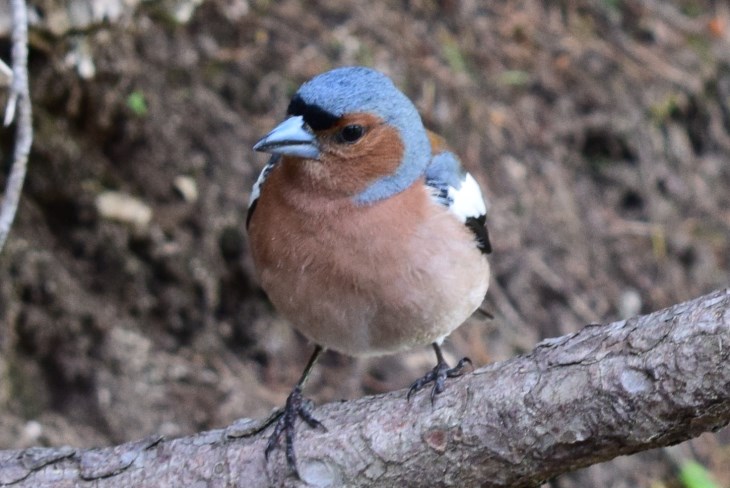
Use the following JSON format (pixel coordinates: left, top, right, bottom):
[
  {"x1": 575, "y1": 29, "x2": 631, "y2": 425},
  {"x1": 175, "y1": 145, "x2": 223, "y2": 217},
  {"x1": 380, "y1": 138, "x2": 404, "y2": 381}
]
[
  {"x1": 425, "y1": 150, "x2": 492, "y2": 255},
  {"x1": 246, "y1": 155, "x2": 281, "y2": 229}
]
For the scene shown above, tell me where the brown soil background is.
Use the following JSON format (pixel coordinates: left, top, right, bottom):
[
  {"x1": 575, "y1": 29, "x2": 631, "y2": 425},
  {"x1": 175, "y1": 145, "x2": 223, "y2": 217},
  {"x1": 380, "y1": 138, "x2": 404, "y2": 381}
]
[{"x1": 1, "y1": 1, "x2": 729, "y2": 486}]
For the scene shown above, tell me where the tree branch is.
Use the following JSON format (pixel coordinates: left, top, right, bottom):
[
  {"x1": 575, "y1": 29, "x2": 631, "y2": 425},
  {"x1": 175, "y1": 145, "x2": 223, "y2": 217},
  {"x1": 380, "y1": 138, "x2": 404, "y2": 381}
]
[
  {"x1": 0, "y1": 0, "x2": 32, "y2": 253},
  {"x1": 0, "y1": 288, "x2": 728, "y2": 487}
]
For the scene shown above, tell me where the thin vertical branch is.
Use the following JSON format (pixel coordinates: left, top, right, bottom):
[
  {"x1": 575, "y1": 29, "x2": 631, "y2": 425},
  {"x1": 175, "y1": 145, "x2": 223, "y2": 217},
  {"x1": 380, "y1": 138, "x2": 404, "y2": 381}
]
[{"x1": 0, "y1": 0, "x2": 33, "y2": 253}]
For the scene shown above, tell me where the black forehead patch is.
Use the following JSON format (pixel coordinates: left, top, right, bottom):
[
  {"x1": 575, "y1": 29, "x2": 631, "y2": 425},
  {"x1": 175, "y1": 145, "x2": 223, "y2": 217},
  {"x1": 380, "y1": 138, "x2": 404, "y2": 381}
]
[{"x1": 287, "y1": 94, "x2": 340, "y2": 131}]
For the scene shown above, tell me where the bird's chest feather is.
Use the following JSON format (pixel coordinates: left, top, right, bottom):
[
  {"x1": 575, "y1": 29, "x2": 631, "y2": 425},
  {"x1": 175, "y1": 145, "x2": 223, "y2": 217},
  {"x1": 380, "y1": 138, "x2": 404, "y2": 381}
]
[
  {"x1": 247, "y1": 164, "x2": 488, "y2": 354},
  {"x1": 249, "y1": 171, "x2": 433, "y2": 293}
]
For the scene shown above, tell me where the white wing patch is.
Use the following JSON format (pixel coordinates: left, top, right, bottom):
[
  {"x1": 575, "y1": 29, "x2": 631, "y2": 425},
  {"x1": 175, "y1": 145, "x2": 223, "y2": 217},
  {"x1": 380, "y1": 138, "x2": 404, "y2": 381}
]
[
  {"x1": 425, "y1": 151, "x2": 492, "y2": 254},
  {"x1": 246, "y1": 156, "x2": 281, "y2": 229},
  {"x1": 248, "y1": 156, "x2": 279, "y2": 208},
  {"x1": 424, "y1": 151, "x2": 488, "y2": 220},
  {"x1": 447, "y1": 172, "x2": 488, "y2": 222}
]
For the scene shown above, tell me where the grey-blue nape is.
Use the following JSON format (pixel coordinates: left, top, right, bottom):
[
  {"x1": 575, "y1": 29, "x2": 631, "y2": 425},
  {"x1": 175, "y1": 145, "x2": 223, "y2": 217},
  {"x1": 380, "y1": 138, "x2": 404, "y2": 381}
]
[
  {"x1": 426, "y1": 152, "x2": 465, "y2": 190},
  {"x1": 294, "y1": 67, "x2": 432, "y2": 205}
]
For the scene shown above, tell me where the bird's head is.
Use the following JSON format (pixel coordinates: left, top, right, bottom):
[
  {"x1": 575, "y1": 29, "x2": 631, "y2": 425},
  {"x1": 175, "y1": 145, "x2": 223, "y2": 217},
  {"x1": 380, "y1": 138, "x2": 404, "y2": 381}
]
[{"x1": 253, "y1": 67, "x2": 431, "y2": 203}]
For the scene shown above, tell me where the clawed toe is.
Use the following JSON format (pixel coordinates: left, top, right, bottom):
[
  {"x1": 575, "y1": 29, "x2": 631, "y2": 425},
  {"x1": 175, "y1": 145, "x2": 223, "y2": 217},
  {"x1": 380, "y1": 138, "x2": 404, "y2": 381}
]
[
  {"x1": 263, "y1": 385, "x2": 324, "y2": 475},
  {"x1": 247, "y1": 346, "x2": 326, "y2": 477},
  {"x1": 408, "y1": 344, "x2": 472, "y2": 403}
]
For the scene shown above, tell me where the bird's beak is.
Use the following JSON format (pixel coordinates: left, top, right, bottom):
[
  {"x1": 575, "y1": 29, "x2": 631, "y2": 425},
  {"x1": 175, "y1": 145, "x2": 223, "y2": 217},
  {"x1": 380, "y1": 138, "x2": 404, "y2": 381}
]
[{"x1": 253, "y1": 115, "x2": 320, "y2": 159}]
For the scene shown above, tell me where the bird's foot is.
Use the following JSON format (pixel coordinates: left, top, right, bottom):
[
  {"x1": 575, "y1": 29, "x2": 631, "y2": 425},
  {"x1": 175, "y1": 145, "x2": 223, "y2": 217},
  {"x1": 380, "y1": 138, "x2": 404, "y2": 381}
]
[
  {"x1": 263, "y1": 385, "x2": 325, "y2": 477},
  {"x1": 407, "y1": 356, "x2": 472, "y2": 403}
]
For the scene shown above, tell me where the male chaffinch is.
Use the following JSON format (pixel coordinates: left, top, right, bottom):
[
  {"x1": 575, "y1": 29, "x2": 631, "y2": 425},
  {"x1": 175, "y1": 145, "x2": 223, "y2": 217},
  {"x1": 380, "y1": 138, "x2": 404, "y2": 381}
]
[{"x1": 246, "y1": 66, "x2": 491, "y2": 474}]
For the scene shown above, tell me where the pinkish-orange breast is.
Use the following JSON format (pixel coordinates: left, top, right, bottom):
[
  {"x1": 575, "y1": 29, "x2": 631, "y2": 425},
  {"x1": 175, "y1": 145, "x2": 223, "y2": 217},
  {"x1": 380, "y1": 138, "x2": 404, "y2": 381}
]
[{"x1": 247, "y1": 160, "x2": 489, "y2": 356}]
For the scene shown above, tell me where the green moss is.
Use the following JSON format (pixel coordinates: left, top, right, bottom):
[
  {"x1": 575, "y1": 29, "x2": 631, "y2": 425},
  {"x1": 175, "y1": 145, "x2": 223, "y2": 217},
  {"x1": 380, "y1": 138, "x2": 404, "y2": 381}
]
[
  {"x1": 678, "y1": 0, "x2": 705, "y2": 18},
  {"x1": 649, "y1": 93, "x2": 682, "y2": 125},
  {"x1": 496, "y1": 70, "x2": 531, "y2": 87},
  {"x1": 355, "y1": 44, "x2": 375, "y2": 67},
  {"x1": 441, "y1": 37, "x2": 468, "y2": 74},
  {"x1": 126, "y1": 91, "x2": 149, "y2": 117},
  {"x1": 679, "y1": 461, "x2": 720, "y2": 488}
]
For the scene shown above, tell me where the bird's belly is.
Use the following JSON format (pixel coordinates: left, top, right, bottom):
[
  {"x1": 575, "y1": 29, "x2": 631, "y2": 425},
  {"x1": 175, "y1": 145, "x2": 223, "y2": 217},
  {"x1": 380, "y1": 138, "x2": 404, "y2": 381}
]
[{"x1": 253, "y1": 207, "x2": 490, "y2": 357}]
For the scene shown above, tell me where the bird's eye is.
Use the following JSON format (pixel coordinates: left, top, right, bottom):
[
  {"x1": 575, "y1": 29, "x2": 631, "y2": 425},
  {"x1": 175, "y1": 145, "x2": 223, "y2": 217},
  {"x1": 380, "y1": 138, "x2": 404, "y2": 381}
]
[{"x1": 338, "y1": 125, "x2": 365, "y2": 143}]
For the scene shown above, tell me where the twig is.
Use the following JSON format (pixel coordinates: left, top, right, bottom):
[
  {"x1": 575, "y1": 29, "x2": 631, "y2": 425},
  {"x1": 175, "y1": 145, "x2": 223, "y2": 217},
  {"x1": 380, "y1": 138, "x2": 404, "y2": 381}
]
[{"x1": 0, "y1": 0, "x2": 33, "y2": 253}]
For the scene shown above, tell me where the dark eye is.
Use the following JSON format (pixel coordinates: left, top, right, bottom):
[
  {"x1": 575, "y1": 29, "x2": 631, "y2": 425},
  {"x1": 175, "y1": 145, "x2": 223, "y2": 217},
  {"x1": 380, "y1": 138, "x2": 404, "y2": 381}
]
[{"x1": 338, "y1": 125, "x2": 364, "y2": 143}]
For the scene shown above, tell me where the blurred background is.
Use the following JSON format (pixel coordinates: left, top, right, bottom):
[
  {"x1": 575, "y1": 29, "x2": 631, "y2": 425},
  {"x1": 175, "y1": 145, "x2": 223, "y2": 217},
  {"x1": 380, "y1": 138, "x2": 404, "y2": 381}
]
[{"x1": 0, "y1": 0, "x2": 728, "y2": 486}]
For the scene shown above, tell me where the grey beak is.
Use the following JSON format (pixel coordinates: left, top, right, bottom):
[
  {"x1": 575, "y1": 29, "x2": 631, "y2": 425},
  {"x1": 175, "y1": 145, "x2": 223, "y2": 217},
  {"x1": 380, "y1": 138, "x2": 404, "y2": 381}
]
[{"x1": 253, "y1": 115, "x2": 320, "y2": 159}]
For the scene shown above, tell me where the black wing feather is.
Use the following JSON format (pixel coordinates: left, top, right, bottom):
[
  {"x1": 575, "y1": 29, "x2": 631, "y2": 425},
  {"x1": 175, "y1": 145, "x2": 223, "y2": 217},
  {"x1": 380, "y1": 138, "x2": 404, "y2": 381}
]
[{"x1": 465, "y1": 215, "x2": 492, "y2": 255}]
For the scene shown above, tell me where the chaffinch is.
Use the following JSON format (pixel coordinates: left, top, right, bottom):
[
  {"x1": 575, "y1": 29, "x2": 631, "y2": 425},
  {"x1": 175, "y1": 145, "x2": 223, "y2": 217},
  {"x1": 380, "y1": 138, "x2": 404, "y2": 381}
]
[{"x1": 246, "y1": 66, "x2": 491, "y2": 474}]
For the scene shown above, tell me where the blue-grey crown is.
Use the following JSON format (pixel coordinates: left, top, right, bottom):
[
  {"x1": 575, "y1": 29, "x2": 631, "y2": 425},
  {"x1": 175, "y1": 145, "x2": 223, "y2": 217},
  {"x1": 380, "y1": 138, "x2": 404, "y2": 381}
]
[{"x1": 290, "y1": 67, "x2": 432, "y2": 204}]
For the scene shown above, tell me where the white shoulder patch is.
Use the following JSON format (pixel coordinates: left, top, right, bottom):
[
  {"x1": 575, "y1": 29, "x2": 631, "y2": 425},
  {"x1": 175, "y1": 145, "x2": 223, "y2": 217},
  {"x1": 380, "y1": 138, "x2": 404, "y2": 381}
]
[
  {"x1": 248, "y1": 157, "x2": 279, "y2": 208},
  {"x1": 447, "y1": 172, "x2": 488, "y2": 222}
]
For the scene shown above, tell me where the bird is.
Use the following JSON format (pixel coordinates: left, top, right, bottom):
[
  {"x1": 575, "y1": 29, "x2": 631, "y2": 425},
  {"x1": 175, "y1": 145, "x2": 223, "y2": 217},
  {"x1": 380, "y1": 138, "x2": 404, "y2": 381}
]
[{"x1": 246, "y1": 66, "x2": 492, "y2": 475}]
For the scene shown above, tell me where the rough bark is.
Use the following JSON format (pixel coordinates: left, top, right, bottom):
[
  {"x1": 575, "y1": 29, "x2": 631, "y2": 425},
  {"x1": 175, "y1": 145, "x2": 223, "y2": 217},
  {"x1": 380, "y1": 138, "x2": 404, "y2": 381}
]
[{"x1": 0, "y1": 288, "x2": 727, "y2": 487}]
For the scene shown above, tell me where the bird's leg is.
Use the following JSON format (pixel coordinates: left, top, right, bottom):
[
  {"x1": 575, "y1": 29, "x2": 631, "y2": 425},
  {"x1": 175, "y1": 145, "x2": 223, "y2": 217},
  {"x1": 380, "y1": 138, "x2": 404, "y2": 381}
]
[
  {"x1": 407, "y1": 343, "x2": 472, "y2": 403},
  {"x1": 247, "y1": 345, "x2": 326, "y2": 476}
]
